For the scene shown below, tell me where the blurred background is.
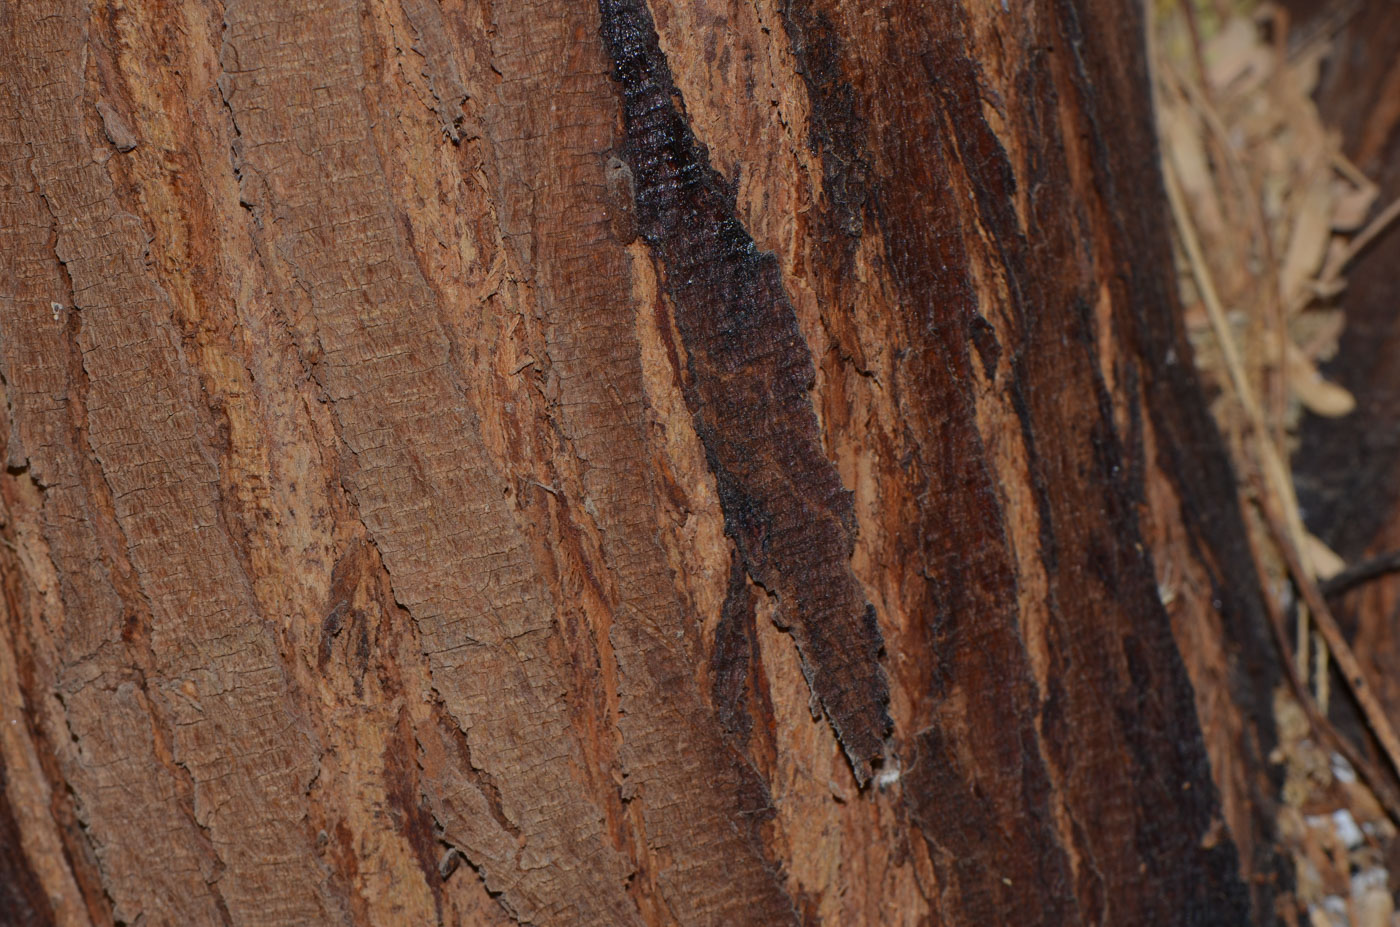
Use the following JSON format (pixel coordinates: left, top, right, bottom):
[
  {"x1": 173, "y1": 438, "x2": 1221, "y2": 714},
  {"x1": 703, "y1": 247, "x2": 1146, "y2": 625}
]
[{"x1": 1153, "y1": 2, "x2": 1400, "y2": 922}]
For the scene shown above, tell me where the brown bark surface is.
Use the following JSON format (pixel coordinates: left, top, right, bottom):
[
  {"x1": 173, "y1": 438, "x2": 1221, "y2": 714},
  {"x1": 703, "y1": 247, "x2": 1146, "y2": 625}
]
[{"x1": 0, "y1": 0, "x2": 1283, "y2": 924}]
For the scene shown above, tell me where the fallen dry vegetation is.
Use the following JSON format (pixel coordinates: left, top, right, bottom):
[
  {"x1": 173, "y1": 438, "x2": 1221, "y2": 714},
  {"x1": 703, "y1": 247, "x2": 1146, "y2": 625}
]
[{"x1": 1154, "y1": 3, "x2": 1400, "y2": 923}]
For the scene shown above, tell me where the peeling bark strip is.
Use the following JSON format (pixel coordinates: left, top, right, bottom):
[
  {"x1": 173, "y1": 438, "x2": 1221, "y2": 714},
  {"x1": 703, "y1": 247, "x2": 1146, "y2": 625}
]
[{"x1": 598, "y1": 0, "x2": 891, "y2": 783}]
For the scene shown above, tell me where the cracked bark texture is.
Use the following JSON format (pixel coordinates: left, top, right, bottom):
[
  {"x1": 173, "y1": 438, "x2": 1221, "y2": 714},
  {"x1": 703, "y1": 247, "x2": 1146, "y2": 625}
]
[{"x1": 0, "y1": 0, "x2": 1284, "y2": 924}]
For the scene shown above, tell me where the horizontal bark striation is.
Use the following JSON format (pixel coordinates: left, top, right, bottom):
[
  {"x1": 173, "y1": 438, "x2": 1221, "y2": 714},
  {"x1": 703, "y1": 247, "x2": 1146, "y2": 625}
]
[{"x1": 598, "y1": 0, "x2": 891, "y2": 785}]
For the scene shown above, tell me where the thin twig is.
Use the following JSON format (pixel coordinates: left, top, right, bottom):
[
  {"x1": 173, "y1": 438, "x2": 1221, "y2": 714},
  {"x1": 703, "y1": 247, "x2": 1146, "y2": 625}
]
[
  {"x1": 1331, "y1": 151, "x2": 1378, "y2": 199},
  {"x1": 1324, "y1": 195, "x2": 1400, "y2": 282},
  {"x1": 1257, "y1": 495, "x2": 1400, "y2": 786},
  {"x1": 1256, "y1": 536, "x2": 1400, "y2": 824},
  {"x1": 1163, "y1": 157, "x2": 1323, "y2": 679},
  {"x1": 1321, "y1": 549, "x2": 1400, "y2": 599},
  {"x1": 1175, "y1": 0, "x2": 1211, "y2": 95},
  {"x1": 1236, "y1": 469, "x2": 1400, "y2": 823},
  {"x1": 1165, "y1": 61, "x2": 1290, "y2": 447},
  {"x1": 1163, "y1": 161, "x2": 1308, "y2": 541}
]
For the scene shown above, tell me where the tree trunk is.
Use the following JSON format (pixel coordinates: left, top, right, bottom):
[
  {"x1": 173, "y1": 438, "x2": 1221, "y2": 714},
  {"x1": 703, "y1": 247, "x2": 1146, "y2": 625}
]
[{"x1": 0, "y1": 0, "x2": 1284, "y2": 925}]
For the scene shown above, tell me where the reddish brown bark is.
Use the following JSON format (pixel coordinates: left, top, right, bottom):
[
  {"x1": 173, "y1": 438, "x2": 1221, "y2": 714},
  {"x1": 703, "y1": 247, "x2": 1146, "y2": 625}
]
[{"x1": 0, "y1": 0, "x2": 1284, "y2": 924}]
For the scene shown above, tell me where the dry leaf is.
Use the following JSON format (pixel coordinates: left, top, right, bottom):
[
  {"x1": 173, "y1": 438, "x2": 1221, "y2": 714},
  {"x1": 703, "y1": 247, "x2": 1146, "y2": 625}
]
[
  {"x1": 1161, "y1": 102, "x2": 1230, "y2": 242},
  {"x1": 1287, "y1": 341, "x2": 1356, "y2": 417},
  {"x1": 1303, "y1": 531, "x2": 1346, "y2": 581},
  {"x1": 1205, "y1": 17, "x2": 1271, "y2": 92},
  {"x1": 1162, "y1": 105, "x2": 1214, "y2": 199},
  {"x1": 1287, "y1": 41, "x2": 1328, "y2": 101},
  {"x1": 1352, "y1": 869, "x2": 1394, "y2": 927},
  {"x1": 1331, "y1": 179, "x2": 1378, "y2": 232},
  {"x1": 1280, "y1": 180, "x2": 1336, "y2": 306}
]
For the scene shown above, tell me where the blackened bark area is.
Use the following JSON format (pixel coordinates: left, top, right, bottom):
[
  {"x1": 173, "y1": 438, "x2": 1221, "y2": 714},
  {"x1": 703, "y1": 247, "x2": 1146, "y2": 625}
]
[
  {"x1": 778, "y1": 0, "x2": 1274, "y2": 920},
  {"x1": 598, "y1": 0, "x2": 892, "y2": 784}
]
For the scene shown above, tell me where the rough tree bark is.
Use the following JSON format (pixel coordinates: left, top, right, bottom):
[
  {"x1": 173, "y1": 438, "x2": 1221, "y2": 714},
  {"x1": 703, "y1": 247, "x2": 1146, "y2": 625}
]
[{"x1": 0, "y1": 0, "x2": 1285, "y2": 925}]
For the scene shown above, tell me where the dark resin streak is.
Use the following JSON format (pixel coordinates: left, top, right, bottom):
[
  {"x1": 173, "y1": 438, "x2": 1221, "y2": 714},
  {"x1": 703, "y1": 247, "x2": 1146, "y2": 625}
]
[{"x1": 599, "y1": 0, "x2": 892, "y2": 782}]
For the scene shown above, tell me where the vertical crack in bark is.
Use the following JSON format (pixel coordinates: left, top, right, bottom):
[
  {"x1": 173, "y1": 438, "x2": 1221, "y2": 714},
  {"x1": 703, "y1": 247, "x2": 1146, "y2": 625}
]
[
  {"x1": 597, "y1": 0, "x2": 892, "y2": 785},
  {"x1": 709, "y1": 551, "x2": 757, "y2": 741},
  {"x1": 399, "y1": 0, "x2": 470, "y2": 144}
]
